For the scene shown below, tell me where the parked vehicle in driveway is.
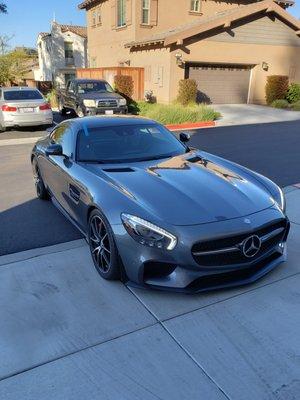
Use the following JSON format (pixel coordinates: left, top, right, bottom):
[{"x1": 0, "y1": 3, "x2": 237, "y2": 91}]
[
  {"x1": 58, "y1": 78, "x2": 128, "y2": 117},
  {"x1": 31, "y1": 116, "x2": 289, "y2": 293},
  {"x1": 0, "y1": 87, "x2": 53, "y2": 132}
]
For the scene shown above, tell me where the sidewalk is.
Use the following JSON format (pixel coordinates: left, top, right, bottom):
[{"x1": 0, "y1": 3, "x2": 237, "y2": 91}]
[
  {"x1": 214, "y1": 104, "x2": 300, "y2": 126},
  {"x1": 0, "y1": 186, "x2": 300, "y2": 399}
]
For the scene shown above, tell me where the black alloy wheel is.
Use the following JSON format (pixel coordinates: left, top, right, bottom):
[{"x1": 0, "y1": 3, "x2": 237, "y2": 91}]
[
  {"x1": 32, "y1": 158, "x2": 49, "y2": 200},
  {"x1": 88, "y1": 209, "x2": 120, "y2": 280}
]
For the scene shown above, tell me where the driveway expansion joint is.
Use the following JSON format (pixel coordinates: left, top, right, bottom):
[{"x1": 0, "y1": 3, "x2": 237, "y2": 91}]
[{"x1": 127, "y1": 286, "x2": 231, "y2": 400}]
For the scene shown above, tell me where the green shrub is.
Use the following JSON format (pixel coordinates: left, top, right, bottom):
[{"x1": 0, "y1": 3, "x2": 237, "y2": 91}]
[
  {"x1": 114, "y1": 75, "x2": 134, "y2": 99},
  {"x1": 291, "y1": 100, "x2": 300, "y2": 111},
  {"x1": 286, "y1": 83, "x2": 300, "y2": 104},
  {"x1": 137, "y1": 102, "x2": 220, "y2": 124},
  {"x1": 265, "y1": 75, "x2": 289, "y2": 105},
  {"x1": 271, "y1": 99, "x2": 290, "y2": 109},
  {"x1": 177, "y1": 79, "x2": 198, "y2": 106},
  {"x1": 45, "y1": 89, "x2": 58, "y2": 109}
]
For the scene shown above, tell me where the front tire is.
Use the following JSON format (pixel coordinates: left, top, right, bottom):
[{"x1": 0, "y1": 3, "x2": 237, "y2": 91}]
[
  {"x1": 88, "y1": 209, "x2": 120, "y2": 281},
  {"x1": 32, "y1": 158, "x2": 49, "y2": 200},
  {"x1": 76, "y1": 105, "x2": 85, "y2": 118}
]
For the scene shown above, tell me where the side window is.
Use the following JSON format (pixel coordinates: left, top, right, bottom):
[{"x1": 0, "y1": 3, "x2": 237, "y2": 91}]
[{"x1": 51, "y1": 124, "x2": 75, "y2": 158}]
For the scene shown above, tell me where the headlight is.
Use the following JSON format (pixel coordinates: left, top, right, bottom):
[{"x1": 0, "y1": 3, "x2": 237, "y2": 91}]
[
  {"x1": 83, "y1": 99, "x2": 96, "y2": 107},
  {"x1": 121, "y1": 214, "x2": 177, "y2": 250},
  {"x1": 274, "y1": 186, "x2": 286, "y2": 213},
  {"x1": 118, "y1": 98, "x2": 127, "y2": 106}
]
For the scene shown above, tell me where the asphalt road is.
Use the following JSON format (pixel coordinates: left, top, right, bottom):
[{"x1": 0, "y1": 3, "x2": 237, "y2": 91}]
[{"x1": 0, "y1": 119, "x2": 300, "y2": 256}]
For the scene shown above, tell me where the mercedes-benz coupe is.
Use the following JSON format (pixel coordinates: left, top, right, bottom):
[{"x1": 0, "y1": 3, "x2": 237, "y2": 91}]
[{"x1": 31, "y1": 116, "x2": 289, "y2": 293}]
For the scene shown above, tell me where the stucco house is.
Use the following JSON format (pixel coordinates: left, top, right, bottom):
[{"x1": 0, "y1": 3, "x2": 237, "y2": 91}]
[
  {"x1": 36, "y1": 21, "x2": 88, "y2": 87},
  {"x1": 78, "y1": 0, "x2": 300, "y2": 104}
]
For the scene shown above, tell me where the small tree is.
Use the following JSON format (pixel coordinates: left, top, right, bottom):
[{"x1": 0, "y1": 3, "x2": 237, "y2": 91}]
[
  {"x1": 114, "y1": 75, "x2": 134, "y2": 99},
  {"x1": 265, "y1": 75, "x2": 289, "y2": 105},
  {"x1": 0, "y1": 49, "x2": 30, "y2": 86},
  {"x1": 177, "y1": 79, "x2": 198, "y2": 105}
]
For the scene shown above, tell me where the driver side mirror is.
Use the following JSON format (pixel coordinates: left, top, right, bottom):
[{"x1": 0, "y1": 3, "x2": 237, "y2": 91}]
[
  {"x1": 179, "y1": 132, "x2": 190, "y2": 143},
  {"x1": 45, "y1": 144, "x2": 63, "y2": 156}
]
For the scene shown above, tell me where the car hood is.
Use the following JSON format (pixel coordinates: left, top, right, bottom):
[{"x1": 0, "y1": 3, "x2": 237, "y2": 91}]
[
  {"x1": 78, "y1": 92, "x2": 123, "y2": 100},
  {"x1": 85, "y1": 152, "x2": 275, "y2": 226}
]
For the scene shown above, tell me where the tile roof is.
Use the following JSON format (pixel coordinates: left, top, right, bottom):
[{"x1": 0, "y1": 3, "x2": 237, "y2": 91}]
[
  {"x1": 59, "y1": 24, "x2": 87, "y2": 38},
  {"x1": 38, "y1": 32, "x2": 50, "y2": 39},
  {"x1": 78, "y1": 0, "x2": 100, "y2": 9},
  {"x1": 125, "y1": 0, "x2": 300, "y2": 48}
]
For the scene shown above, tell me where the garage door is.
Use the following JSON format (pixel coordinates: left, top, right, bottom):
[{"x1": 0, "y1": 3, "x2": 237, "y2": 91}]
[{"x1": 189, "y1": 65, "x2": 251, "y2": 104}]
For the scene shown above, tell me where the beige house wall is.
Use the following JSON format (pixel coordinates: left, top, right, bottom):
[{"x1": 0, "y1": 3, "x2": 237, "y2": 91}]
[{"x1": 134, "y1": 0, "x2": 250, "y2": 41}]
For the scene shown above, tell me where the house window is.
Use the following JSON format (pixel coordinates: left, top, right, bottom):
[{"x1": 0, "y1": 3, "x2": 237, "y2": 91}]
[
  {"x1": 142, "y1": 0, "x2": 150, "y2": 24},
  {"x1": 64, "y1": 73, "x2": 76, "y2": 85},
  {"x1": 117, "y1": 0, "x2": 126, "y2": 27},
  {"x1": 92, "y1": 11, "x2": 97, "y2": 26},
  {"x1": 190, "y1": 0, "x2": 201, "y2": 12},
  {"x1": 64, "y1": 42, "x2": 74, "y2": 64},
  {"x1": 97, "y1": 7, "x2": 102, "y2": 24}
]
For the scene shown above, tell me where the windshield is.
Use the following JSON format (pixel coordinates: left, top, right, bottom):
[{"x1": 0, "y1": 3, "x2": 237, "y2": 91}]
[
  {"x1": 77, "y1": 124, "x2": 186, "y2": 163},
  {"x1": 4, "y1": 90, "x2": 43, "y2": 101},
  {"x1": 77, "y1": 81, "x2": 113, "y2": 94}
]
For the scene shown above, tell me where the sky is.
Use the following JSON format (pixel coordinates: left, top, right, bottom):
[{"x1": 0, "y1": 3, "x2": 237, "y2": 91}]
[
  {"x1": 0, "y1": 0, "x2": 299, "y2": 48},
  {"x1": 0, "y1": 0, "x2": 86, "y2": 48}
]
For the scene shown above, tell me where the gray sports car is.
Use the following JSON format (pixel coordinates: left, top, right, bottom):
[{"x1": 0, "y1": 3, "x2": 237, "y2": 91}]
[{"x1": 31, "y1": 116, "x2": 289, "y2": 293}]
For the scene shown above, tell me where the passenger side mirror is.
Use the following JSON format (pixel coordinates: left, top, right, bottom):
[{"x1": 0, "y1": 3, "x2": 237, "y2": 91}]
[
  {"x1": 179, "y1": 132, "x2": 190, "y2": 143},
  {"x1": 45, "y1": 144, "x2": 63, "y2": 156}
]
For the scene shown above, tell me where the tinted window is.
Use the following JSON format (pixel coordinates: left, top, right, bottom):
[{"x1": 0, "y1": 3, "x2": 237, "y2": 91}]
[
  {"x1": 51, "y1": 124, "x2": 74, "y2": 158},
  {"x1": 77, "y1": 124, "x2": 186, "y2": 163},
  {"x1": 77, "y1": 81, "x2": 113, "y2": 94},
  {"x1": 4, "y1": 90, "x2": 43, "y2": 101}
]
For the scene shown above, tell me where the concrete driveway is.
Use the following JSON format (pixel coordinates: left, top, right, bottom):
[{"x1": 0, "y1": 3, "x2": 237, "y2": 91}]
[
  {"x1": 214, "y1": 104, "x2": 300, "y2": 126},
  {"x1": 0, "y1": 186, "x2": 300, "y2": 399}
]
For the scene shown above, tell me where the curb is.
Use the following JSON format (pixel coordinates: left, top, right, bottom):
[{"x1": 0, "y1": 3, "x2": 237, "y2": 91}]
[{"x1": 165, "y1": 121, "x2": 215, "y2": 131}]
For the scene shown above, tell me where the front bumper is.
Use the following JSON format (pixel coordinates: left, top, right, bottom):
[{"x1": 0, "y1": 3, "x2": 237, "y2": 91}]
[
  {"x1": 85, "y1": 106, "x2": 128, "y2": 115},
  {"x1": 112, "y1": 207, "x2": 290, "y2": 293}
]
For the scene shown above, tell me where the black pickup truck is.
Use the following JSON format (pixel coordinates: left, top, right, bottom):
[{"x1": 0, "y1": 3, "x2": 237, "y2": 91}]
[{"x1": 58, "y1": 79, "x2": 128, "y2": 117}]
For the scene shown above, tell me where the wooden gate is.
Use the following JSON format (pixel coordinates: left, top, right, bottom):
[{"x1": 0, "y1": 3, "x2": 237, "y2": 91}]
[{"x1": 76, "y1": 67, "x2": 144, "y2": 100}]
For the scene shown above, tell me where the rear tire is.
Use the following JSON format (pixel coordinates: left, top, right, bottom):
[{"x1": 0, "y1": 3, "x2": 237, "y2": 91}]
[
  {"x1": 32, "y1": 158, "x2": 49, "y2": 200},
  {"x1": 58, "y1": 98, "x2": 67, "y2": 116},
  {"x1": 0, "y1": 123, "x2": 6, "y2": 132},
  {"x1": 88, "y1": 209, "x2": 121, "y2": 281}
]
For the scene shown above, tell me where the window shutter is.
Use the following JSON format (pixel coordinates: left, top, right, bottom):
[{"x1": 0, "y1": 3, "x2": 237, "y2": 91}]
[
  {"x1": 111, "y1": 0, "x2": 116, "y2": 29},
  {"x1": 150, "y1": 0, "x2": 158, "y2": 26},
  {"x1": 126, "y1": 0, "x2": 132, "y2": 26}
]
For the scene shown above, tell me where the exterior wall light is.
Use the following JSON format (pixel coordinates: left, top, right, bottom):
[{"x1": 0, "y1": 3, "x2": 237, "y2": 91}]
[
  {"x1": 262, "y1": 62, "x2": 269, "y2": 71},
  {"x1": 175, "y1": 52, "x2": 184, "y2": 66}
]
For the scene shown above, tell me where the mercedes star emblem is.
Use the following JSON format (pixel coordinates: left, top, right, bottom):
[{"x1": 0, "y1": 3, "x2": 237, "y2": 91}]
[{"x1": 242, "y1": 235, "x2": 261, "y2": 258}]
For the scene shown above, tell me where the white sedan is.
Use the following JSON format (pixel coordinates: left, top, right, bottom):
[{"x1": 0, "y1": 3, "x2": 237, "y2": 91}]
[{"x1": 0, "y1": 87, "x2": 53, "y2": 131}]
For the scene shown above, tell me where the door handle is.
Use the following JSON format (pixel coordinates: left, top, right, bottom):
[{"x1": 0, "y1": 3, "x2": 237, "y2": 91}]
[{"x1": 69, "y1": 184, "x2": 80, "y2": 203}]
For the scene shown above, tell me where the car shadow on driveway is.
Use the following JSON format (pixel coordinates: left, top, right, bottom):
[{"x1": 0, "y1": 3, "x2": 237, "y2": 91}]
[{"x1": 0, "y1": 198, "x2": 83, "y2": 256}]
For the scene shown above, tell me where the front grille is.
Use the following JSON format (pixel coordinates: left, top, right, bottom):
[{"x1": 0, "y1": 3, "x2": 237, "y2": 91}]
[
  {"x1": 192, "y1": 219, "x2": 289, "y2": 267},
  {"x1": 187, "y1": 252, "x2": 281, "y2": 292},
  {"x1": 97, "y1": 99, "x2": 118, "y2": 108}
]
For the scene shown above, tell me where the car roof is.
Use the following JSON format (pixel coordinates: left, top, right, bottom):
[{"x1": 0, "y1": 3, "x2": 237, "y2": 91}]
[
  {"x1": 2, "y1": 86, "x2": 40, "y2": 91},
  {"x1": 68, "y1": 115, "x2": 158, "y2": 128},
  {"x1": 73, "y1": 79, "x2": 107, "y2": 84}
]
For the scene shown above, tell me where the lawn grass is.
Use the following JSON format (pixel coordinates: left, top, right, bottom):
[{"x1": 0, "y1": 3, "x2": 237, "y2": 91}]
[{"x1": 136, "y1": 102, "x2": 221, "y2": 125}]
